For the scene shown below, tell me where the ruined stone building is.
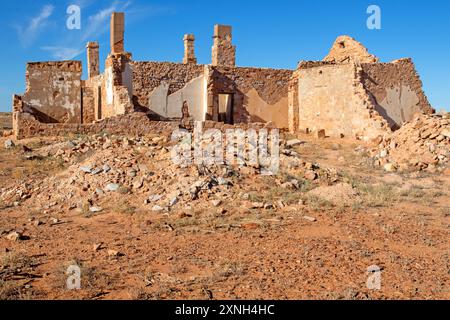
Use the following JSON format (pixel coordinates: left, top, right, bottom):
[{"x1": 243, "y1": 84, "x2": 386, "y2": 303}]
[{"x1": 12, "y1": 12, "x2": 434, "y2": 140}]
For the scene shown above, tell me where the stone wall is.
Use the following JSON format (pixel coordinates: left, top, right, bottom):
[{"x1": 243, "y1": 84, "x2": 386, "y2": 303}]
[
  {"x1": 132, "y1": 61, "x2": 205, "y2": 119},
  {"x1": 295, "y1": 62, "x2": 390, "y2": 139},
  {"x1": 201, "y1": 119, "x2": 279, "y2": 132},
  {"x1": 84, "y1": 74, "x2": 104, "y2": 121},
  {"x1": 206, "y1": 66, "x2": 292, "y2": 128},
  {"x1": 81, "y1": 84, "x2": 95, "y2": 124},
  {"x1": 103, "y1": 53, "x2": 134, "y2": 119},
  {"x1": 361, "y1": 58, "x2": 434, "y2": 129},
  {"x1": 324, "y1": 35, "x2": 379, "y2": 64},
  {"x1": 13, "y1": 111, "x2": 178, "y2": 139},
  {"x1": 211, "y1": 25, "x2": 236, "y2": 68},
  {"x1": 291, "y1": 36, "x2": 435, "y2": 139},
  {"x1": 23, "y1": 61, "x2": 82, "y2": 124}
]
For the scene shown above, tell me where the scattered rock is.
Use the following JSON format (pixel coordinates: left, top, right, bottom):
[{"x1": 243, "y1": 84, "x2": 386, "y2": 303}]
[
  {"x1": 152, "y1": 205, "x2": 164, "y2": 212},
  {"x1": 303, "y1": 216, "x2": 317, "y2": 222},
  {"x1": 370, "y1": 113, "x2": 449, "y2": 171},
  {"x1": 105, "y1": 183, "x2": 120, "y2": 192},
  {"x1": 251, "y1": 202, "x2": 265, "y2": 209},
  {"x1": 22, "y1": 145, "x2": 33, "y2": 153},
  {"x1": 107, "y1": 250, "x2": 121, "y2": 258},
  {"x1": 4, "y1": 139, "x2": 15, "y2": 149},
  {"x1": 80, "y1": 166, "x2": 93, "y2": 173},
  {"x1": 6, "y1": 231, "x2": 22, "y2": 242},
  {"x1": 384, "y1": 163, "x2": 397, "y2": 172},
  {"x1": 264, "y1": 203, "x2": 274, "y2": 210},
  {"x1": 148, "y1": 194, "x2": 162, "y2": 203},
  {"x1": 216, "y1": 177, "x2": 228, "y2": 186},
  {"x1": 91, "y1": 168, "x2": 103, "y2": 175},
  {"x1": 304, "y1": 170, "x2": 318, "y2": 181},
  {"x1": 132, "y1": 178, "x2": 144, "y2": 190},
  {"x1": 211, "y1": 200, "x2": 222, "y2": 207},
  {"x1": 317, "y1": 130, "x2": 326, "y2": 139},
  {"x1": 33, "y1": 220, "x2": 43, "y2": 227},
  {"x1": 286, "y1": 139, "x2": 303, "y2": 148},
  {"x1": 217, "y1": 208, "x2": 227, "y2": 215},
  {"x1": 168, "y1": 196, "x2": 178, "y2": 207}
]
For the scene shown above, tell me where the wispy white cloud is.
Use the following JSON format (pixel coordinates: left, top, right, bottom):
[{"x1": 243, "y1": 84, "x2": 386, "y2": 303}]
[
  {"x1": 81, "y1": 0, "x2": 132, "y2": 42},
  {"x1": 17, "y1": 5, "x2": 55, "y2": 47},
  {"x1": 41, "y1": 0, "x2": 132, "y2": 60},
  {"x1": 40, "y1": 46, "x2": 85, "y2": 60},
  {"x1": 40, "y1": 0, "x2": 176, "y2": 60}
]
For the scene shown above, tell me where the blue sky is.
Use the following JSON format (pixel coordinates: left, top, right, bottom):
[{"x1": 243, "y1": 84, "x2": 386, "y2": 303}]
[{"x1": 0, "y1": 0, "x2": 449, "y2": 112}]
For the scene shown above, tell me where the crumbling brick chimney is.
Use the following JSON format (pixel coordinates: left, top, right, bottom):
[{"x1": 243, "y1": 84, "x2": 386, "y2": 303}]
[
  {"x1": 110, "y1": 12, "x2": 125, "y2": 54},
  {"x1": 183, "y1": 34, "x2": 197, "y2": 64},
  {"x1": 86, "y1": 42, "x2": 99, "y2": 79},
  {"x1": 212, "y1": 25, "x2": 236, "y2": 67}
]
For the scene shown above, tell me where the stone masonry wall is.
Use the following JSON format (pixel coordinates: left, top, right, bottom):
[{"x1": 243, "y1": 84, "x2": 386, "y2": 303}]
[
  {"x1": 296, "y1": 62, "x2": 390, "y2": 139},
  {"x1": 211, "y1": 25, "x2": 236, "y2": 68},
  {"x1": 361, "y1": 58, "x2": 434, "y2": 129},
  {"x1": 81, "y1": 83, "x2": 95, "y2": 124},
  {"x1": 14, "y1": 112, "x2": 178, "y2": 140},
  {"x1": 207, "y1": 66, "x2": 293, "y2": 127},
  {"x1": 103, "y1": 53, "x2": 134, "y2": 119},
  {"x1": 131, "y1": 61, "x2": 204, "y2": 110},
  {"x1": 84, "y1": 74, "x2": 104, "y2": 121},
  {"x1": 13, "y1": 110, "x2": 277, "y2": 140},
  {"x1": 23, "y1": 61, "x2": 82, "y2": 124}
]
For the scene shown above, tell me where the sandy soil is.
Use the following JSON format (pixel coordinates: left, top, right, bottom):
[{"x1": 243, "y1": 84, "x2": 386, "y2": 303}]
[{"x1": 0, "y1": 133, "x2": 448, "y2": 300}]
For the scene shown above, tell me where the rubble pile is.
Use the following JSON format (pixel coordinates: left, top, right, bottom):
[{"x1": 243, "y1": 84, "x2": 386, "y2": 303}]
[
  {"x1": 0, "y1": 134, "x2": 342, "y2": 214},
  {"x1": 370, "y1": 113, "x2": 450, "y2": 172}
]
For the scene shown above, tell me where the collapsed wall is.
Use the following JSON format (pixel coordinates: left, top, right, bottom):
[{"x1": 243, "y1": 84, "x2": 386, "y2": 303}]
[
  {"x1": 206, "y1": 66, "x2": 292, "y2": 128},
  {"x1": 289, "y1": 35, "x2": 434, "y2": 139},
  {"x1": 102, "y1": 52, "x2": 134, "y2": 118},
  {"x1": 22, "y1": 61, "x2": 83, "y2": 124},
  {"x1": 131, "y1": 62, "x2": 205, "y2": 120},
  {"x1": 324, "y1": 35, "x2": 379, "y2": 64},
  {"x1": 13, "y1": 111, "x2": 178, "y2": 139},
  {"x1": 13, "y1": 52, "x2": 136, "y2": 139},
  {"x1": 293, "y1": 61, "x2": 390, "y2": 139},
  {"x1": 12, "y1": 14, "x2": 436, "y2": 142},
  {"x1": 360, "y1": 58, "x2": 434, "y2": 129},
  {"x1": 370, "y1": 113, "x2": 449, "y2": 171}
]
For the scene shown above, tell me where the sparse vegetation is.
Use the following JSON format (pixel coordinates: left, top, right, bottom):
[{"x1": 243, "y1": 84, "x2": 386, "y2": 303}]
[
  {"x1": 0, "y1": 128, "x2": 448, "y2": 300},
  {"x1": 0, "y1": 253, "x2": 39, "y2": 300}
]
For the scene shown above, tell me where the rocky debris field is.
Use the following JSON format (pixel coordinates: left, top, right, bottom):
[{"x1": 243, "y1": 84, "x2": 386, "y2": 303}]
[
  {"x1": 368, "y1": 113, "x2": 450, "y2": 173},
  {"x1": 0, "y1": 124, "x2": 448, "y2": 300},
  {"x1": 0, "y1": 133, "x2": 342, "y2": 217}
]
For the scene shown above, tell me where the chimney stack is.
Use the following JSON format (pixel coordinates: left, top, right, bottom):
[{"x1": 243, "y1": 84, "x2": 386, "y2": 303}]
[{"x1": 183, "y1": 34, "x2": 197, "y2": 64}]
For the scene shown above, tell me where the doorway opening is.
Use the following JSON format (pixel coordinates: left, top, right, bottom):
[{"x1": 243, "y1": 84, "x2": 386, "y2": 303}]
[{"x1": 218, "y1": 93, "x2": 233, "y2": 124}]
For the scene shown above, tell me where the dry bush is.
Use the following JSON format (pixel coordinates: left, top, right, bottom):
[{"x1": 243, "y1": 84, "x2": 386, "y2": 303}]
[{"x1": 0, "y1": 252, "x2": 39, "y2": 300}]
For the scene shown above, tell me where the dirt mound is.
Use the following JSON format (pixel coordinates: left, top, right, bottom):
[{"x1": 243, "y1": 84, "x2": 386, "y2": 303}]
[
  {"x1": 370, "y1": 113, "x2": 450, "y2": 172},
  {"x1": 307, "y1": 183, "x2": 359, "y2": 206}
]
